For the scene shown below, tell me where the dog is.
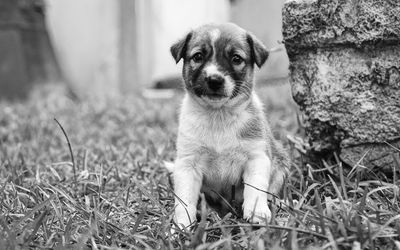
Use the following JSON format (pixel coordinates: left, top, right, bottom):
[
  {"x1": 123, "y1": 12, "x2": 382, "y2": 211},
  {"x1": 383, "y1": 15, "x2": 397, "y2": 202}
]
[{"x1": 168, "y1": 23, "x2": 290, "y2": 229}]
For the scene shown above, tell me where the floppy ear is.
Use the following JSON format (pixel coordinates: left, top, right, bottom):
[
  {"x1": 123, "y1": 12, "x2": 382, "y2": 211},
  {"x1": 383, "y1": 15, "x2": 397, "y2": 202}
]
[
  {"x1": 246, "y1": 33, "x2": 269, "y2": 68},
  {"x1": 170, "y1": 31, "x2": 193, "y2": 63}
]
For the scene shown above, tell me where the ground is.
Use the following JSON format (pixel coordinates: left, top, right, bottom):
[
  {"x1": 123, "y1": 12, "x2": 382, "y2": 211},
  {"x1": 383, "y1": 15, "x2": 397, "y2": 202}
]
[{"x1": 0, "y1": 84, "x2": 399, "y2": 249}]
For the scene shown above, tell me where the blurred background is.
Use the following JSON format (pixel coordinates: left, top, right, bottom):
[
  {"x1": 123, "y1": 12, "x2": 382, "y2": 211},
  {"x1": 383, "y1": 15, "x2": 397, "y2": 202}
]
[{"x1": 0, "y1": 0, "x2": 290, "y2": 99}]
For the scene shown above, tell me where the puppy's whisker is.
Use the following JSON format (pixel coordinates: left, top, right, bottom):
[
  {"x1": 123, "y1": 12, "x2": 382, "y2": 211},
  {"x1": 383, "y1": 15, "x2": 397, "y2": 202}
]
[
  {"x1": 239, "y1": 82, "x2": 253, "y2": 94},
  {"x1": 237, "y1": 83, "x2": 252, "y2": 93},
  {"x1": 231, "y1": 81, "x2": 252, "y2": 99}
]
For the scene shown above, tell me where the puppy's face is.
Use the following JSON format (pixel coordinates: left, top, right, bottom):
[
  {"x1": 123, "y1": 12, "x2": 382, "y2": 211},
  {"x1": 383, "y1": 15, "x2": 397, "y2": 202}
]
[{"x1": 171, "y1": 23, "x2": 269, "y2": 108}]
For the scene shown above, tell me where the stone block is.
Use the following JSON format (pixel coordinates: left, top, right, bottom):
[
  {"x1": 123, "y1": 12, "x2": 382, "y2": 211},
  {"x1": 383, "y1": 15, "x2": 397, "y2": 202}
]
[{"x1": 283, "y1": 0, "x2": 400, "y2": 169}]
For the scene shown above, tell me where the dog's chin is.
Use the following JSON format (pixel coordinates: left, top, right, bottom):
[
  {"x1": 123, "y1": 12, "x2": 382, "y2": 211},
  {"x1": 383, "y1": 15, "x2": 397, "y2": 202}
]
[
  {"x1": 194, "y1": 94, "x2": 230, "y2": 108},
  {"x1": 203, "y1": 95, "x2": 229, "y2": 103}
]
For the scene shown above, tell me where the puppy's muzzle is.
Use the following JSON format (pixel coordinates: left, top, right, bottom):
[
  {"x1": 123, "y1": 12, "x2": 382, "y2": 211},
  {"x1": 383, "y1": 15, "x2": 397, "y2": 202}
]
[{"x1": 206, "y1": 74, "x2": 225, "y2": 93}]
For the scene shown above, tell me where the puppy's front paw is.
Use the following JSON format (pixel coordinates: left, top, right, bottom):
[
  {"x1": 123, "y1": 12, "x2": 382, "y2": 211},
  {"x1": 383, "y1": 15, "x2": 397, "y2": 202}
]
[
  {"x1": 243, "y1": 201, "x2": 271, "y2": 223},
  {"x1": 173, "y1": 204, "x2": 196, "y2": 230},
  {"x1": 174, "y1": 213, "x2": 193, "y2": 231},
  {"x1": 170, "y1": 210, "x2": 194, "y2": 240}
]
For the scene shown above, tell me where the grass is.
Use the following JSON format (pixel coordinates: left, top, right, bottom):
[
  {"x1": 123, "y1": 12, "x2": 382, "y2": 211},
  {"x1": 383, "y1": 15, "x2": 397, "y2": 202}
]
[{"x1": 0, "y1": 84, "x2": 399, "y2": 249}]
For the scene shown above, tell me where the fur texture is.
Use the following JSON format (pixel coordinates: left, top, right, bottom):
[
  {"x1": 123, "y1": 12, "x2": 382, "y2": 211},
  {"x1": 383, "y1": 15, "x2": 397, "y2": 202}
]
[{"x1": 169, "y1": 23, "x2": 290, "y2": 228}]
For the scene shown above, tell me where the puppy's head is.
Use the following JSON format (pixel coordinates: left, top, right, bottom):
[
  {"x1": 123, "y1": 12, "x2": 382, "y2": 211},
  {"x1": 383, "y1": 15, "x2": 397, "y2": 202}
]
[{"x1": 171, "y1": 23, "x2": 268, "y2": 108}]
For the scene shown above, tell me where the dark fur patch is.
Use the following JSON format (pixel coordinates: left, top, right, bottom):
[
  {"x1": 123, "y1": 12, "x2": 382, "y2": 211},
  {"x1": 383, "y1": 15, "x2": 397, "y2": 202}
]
[
  {"x1": 170, "y1": 32, "x2": 193, "y2": 63},
  {"x1": 201, "y1": 181, "x2": 244, "y2": 217},
  {"x1": 246, "y1": 33, "x2": 269, "y2": 68}
]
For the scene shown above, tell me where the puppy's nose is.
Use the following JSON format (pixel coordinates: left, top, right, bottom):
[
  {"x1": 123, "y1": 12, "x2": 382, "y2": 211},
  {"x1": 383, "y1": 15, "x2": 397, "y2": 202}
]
[{"x1": 206, "y1": 75, "x2": 225, "y2": 91}]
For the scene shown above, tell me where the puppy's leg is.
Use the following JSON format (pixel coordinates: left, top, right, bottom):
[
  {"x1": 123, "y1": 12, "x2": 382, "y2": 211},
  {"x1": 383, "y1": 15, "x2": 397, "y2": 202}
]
[
  {"x1": 172, "y1": 157, "x2": 203, "y2": 229},
  {"x1": 242, "y1": 152, "x2": 272, "y2": 223}
]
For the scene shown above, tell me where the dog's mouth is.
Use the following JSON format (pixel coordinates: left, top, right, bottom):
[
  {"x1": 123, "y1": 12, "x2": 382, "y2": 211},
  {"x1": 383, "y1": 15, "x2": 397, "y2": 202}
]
[
  {"x1": 193, "y1": 88, "x2": 229, "y2": 100},
  {"x1": 191, "y1": 84, "x2": 231, "y2": 106},
  {"x1": 200, "y1": 93, "x2": 230, "y2": 106},
  {"x1": 204, "y1": 93, "x2": 228, "y2": 100}
]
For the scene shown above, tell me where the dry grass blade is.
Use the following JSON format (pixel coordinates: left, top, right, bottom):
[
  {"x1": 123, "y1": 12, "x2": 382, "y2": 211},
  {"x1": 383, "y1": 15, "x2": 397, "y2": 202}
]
[
  {"x1": 64, "y1": 213, "x2": 77, "y2": 244},
  {"x1": 132, "y1": 205, "x2": 147, "y2": 235},
  {"x1": 23, "y1": 209, "x2": 48, "y2": 247},
  {"x1": 338, "y1": 162, "x2": 348, "y2": 200},
  {"x1": 49, "y1": 184, "x2": 78, "y2": 207},
  {"x1": 347, "y1": 150, "x2": 370, "y2": 179},
  {"x1": 211, "y1": 189, "x2": 238, "y2": 217},
  {"x1": 328, "y1": 175, "x2": 347, "y2": 221},
  {"x1": 54, "y1": 118, "x2": 77, "y2": 184},
  {"x1": 205, "y1": 223, "x2": 328, "y2": 240},
  {"x1": 384, "y1": 141, "x2": 400, "y2": 152},
  {"x1": 369, "y1": 214, "x2": 400, "y2": 241},
  {"x1": 16, "y1": 194, "x2": 54, "y2": 225},
  {"x1": 314, "y1": 189, "x2": 326, "y2": 235},
  {"x1": 243, "y1": 182, "x2": 279, "y2": 199},
  {"x1": 323, "y1": 228, "x2": 339, "y2": 250},
  {"x1": 296, "y1": 182, "x2": 319, "y2": 209}
]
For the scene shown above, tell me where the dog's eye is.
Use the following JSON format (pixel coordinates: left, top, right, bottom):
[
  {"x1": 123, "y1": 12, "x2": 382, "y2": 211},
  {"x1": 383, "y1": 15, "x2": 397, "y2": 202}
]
[
  {"x1": 191, "y1": 53, "x2": 204, "y2": 63},
  {"x1": 231, "y1": 55, "x2": 244, "y2": 65}
]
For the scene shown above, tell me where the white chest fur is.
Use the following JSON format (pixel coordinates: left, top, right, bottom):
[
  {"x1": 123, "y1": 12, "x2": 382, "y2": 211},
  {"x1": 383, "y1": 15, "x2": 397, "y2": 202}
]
[
  {"x1": 177, "y1": 94, "x2": 251, "y2": 154},
  {"x1": 176, "y1": 94, "x2": 266, "y2": 190}
]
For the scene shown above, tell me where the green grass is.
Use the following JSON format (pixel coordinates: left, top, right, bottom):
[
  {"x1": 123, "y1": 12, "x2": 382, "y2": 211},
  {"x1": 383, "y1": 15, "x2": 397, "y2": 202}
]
[{"x1": 0, "y1": 85, "x2": 399, "y2": 249}]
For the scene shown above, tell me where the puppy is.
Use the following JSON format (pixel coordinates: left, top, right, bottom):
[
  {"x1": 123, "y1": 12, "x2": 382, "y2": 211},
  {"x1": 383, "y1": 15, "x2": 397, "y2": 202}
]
[{"x1": 169, "y1": 23, "x2": 290, "y2": 229}]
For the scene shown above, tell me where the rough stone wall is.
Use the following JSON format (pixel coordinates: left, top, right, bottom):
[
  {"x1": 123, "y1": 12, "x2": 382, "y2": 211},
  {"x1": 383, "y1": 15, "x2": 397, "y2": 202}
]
[{"x1": 283, "y1": 0, "x2": 400, "y2": 169}]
